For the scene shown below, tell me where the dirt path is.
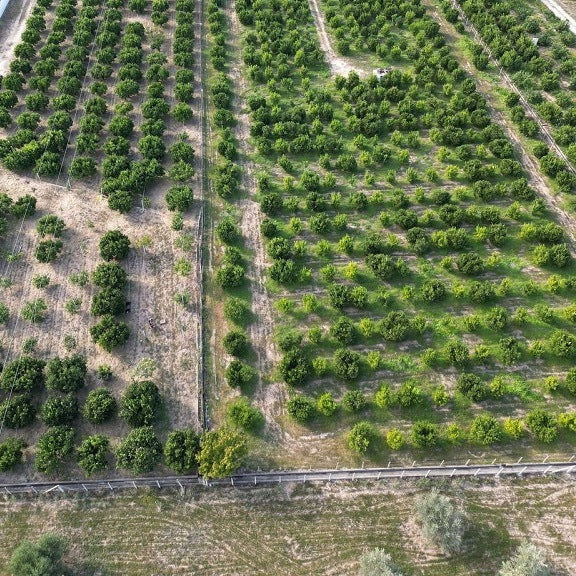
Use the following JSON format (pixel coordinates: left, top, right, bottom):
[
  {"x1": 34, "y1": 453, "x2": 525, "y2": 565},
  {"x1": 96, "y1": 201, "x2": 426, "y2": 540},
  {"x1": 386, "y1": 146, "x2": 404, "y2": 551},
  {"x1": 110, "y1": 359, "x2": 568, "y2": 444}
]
[
  {"x1": 226, "y1": 1, "x2": 285, "y2": 429},
  {"x1": 306, "y1": 0, "x2": 365, "y2": 77},
  {"x1": 0, "y1": 0, "x2": 37, "y2": 76},
  {"x1": 436, "y1": 0, "x2": 576, "y2": 252},
  {"x1": 539, "y1": 0, "x2": 576, "y2": 33}
]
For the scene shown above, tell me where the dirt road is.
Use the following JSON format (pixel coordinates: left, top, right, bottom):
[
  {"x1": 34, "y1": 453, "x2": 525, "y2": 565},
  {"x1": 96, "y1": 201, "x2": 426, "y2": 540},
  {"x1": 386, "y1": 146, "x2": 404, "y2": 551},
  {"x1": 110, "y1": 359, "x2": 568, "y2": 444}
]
[
  {"x1": 0, "y1": 0, "x2": 37, "y2": 76},
  {"x1": 306, "y1": 0, "x2": 364, "y2": 76},
  {"x1": 539, "y1": 0, "x2": 576, "y2": 33}
]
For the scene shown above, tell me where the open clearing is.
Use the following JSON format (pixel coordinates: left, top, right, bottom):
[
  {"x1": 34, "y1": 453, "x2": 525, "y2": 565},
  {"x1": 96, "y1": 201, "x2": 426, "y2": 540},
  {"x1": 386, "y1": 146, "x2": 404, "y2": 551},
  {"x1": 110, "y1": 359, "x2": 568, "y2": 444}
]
[{"x1": 0, "y1": 477, "x2": 575, "y2": 575}]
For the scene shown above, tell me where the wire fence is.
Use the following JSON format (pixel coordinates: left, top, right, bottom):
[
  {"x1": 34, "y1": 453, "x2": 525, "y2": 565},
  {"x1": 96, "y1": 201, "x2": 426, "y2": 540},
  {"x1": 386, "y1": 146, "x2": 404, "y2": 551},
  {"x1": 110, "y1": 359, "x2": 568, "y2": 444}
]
[{"x1": 1, "y1": 457, "x2": 575, "y2": 496}]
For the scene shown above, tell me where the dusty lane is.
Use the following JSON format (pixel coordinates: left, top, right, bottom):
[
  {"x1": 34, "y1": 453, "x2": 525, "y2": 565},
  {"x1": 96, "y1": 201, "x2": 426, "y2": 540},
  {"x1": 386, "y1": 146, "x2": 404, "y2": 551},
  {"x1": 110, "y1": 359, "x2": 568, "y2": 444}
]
[{"x1": 0, "y1": 0, "x2": 37, "y2": 76}]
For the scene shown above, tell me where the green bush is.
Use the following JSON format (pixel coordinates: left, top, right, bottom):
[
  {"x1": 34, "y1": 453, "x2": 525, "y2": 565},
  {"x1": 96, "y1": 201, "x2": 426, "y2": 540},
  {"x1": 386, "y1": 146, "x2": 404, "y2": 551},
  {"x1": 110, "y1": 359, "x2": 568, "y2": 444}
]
[
  {"x1": 0, "y1": 395, "x2": 36, "y2": 428},
  {"x1": 77, "y1": 434, "x2": 109, "y2": 475},
  {"x1": 411, "y1": 421, "x2": 440, "y2": 448},
  {"x1": 40, "y1": 394, "x2": 78, "y2": 426},
  {"x1": 164, "y1": 429, "x2": 201, "y2": 473},
  {"x1": 342, "y1": 389, "x2": 367, "y2": 412},
  {"x1": 35, "y1": 426, "x2": 75, "y2": 474},
  {"x1": 286, "y1": 395, "x2": 315, "y2": 423},
  {"x1": 0, "y1": 438, "x2": 26, "y2": 472},
  {"x1": 99, "y1": 229, "x2": 130, "y2": 261},
  {"x1": 83, "y1": 388, "x2": 117, "y2": 424},
  {"x1": 116, "y1": 426, "x2": 163, "y2": 473},
  {"x1": 90, "y1": 315, "x2": 130, "y2": 351},
  {"x1": 222, "y1": 331, "x2": 249, "y2": 357},
  {"x1": 9, "y1": 534, "x2": 69, "y2": 576},
  {"x1": 0, "y1": 356, "x2": 45, "y2": 393},
  {"x1": 469, "y1": 414, "x2": 503, "y2": 445},
  {"x1": 316, "y1": 392, "x2": 338, "y2": 416},
  {"x1": 347, "y1": 421, "x2": 377, "y2": 453},
  {"x1": 225, "y1": 360, "x2": 256, "y2": 388},
  {"x1": 45, "y1": 354, "x2": 86, "y2": 393},
  {"x1": 120, "y1": 380, "x2": 161, "y2": 427},
  {"x1": 227, "y1": 398, "x2": 264, "y2": 431}
]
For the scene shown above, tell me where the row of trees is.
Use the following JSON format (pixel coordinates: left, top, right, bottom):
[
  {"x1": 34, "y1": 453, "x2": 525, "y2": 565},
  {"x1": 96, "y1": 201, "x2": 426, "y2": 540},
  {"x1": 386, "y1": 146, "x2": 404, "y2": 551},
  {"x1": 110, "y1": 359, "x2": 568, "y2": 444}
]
[
  {"x1": 1, "y1": 423, "x2": 247, "y2": 477},
  {"x1": 89, "y1": 230, "x2": 130, "y2": 351},
  {"x1": 0, "y1": 0, "x2": 104, "y2": 175}
]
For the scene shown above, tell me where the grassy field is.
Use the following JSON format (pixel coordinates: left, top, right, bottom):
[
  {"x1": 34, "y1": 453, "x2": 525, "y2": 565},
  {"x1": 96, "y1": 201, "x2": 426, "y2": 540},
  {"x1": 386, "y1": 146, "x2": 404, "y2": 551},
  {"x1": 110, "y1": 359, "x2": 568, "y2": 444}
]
[{"x1": 0, "y1": 477, "x2": 574, "y2": 575}]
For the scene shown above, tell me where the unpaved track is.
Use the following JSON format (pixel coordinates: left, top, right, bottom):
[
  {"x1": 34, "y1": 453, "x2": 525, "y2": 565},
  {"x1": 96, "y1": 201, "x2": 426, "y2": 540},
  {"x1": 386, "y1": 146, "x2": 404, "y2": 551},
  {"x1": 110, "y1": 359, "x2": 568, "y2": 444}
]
[
  {"x1": 306, "y1": 0, "x2": 364, "y2": 77},
  {"x1": 0, "y1": 0, "x2": 37, "y2": 76},
  {"x1": 226, "y1": 1, "x2": 285, "y2": 427},
  {"x1": 539, "y1": 0, "x2": 576, "y2": 33}
]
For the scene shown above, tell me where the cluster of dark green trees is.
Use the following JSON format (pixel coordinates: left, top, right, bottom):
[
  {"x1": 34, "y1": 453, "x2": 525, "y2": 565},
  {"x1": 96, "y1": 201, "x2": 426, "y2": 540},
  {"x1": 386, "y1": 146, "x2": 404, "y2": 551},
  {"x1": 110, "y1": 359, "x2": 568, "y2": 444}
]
[
  {"x1": 0, "y1": 0, "x2": 103, "y2": 175},
  {"x1": 89, "y1": 230, "x2": 130, "y2": 351}
]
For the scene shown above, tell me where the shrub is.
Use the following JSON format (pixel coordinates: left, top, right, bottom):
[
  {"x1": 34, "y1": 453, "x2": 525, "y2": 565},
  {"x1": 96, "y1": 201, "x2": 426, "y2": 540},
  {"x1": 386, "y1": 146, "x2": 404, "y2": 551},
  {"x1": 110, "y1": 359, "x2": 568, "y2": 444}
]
[
  {"x1": 548, "y1": 330, "x2": 576, "y2": 359},
  {"x1": 197, "y1": 426, "x2": 247, "y2": 478},
  {"x1": 92, "y1": 262, "x2": 128, "y2": 290},
  {"x1": 397, "y1": 381, "x2": 423, "y2": 407},
  {"x1": 0, "y1": 356, "x2": 45, "y2": 393},
  {"x1": 91, "y1": 287, "x2": 125, "y2": 316},
  {"x1": 347, "y1": 421, "x2": 377, "y2": 453},
  {"x1": 9, "y1": 534, "x2": 70, "y2": 576},
  {"x1": 120, "y1": 380, "x2": 161, "y2": 427},
  {"x1": 287, "y1": 395, "x2": 315, "y2": 423},
  {"x1": 216, "y1": 264, "x2": 245, "y2": 289},
  {"x1": 224, "y1": 297, "x2": 250, "y2": 326},
  {"x1": 526, "y1": 409, "x2": 558, "y2": 443},
  {"x1": 358, "y1": 549, "x2": 403, "y2": 576},
  {"x1": 36, "y1": 214, "x2": 65, "y2": 237},
  {"x1": 35, "y1": 426, "x2": 75, "y2": 474},
  {"x1": 69, "y1": 156, "x2": 97, "y2": 178},
  {"x1": 504, "y1": 417, "x2": 524, "y2": 439},
  {"x1": 21, "y1": 298, "x2": 47, "y2": 322},
  {"x1": 414, "y1": 490, "x2": 467, "y2": 555},
  {"x1": 164, "y1": 429, "x2": 201, "y2": 473},
  {"x1": 333, "y1": 348, "x2": 361, "y2": 381},
  {"x1": 456, "y1": 373, "x2": 488, "y2": 401},
  {"x1": 469, "y1": 414, "x2": 503, "y2": 445},
  {"x1": 278, "y1": 349, "x2": 311, "y2": 386},
  {"x1": 222, "y1": 331, "x2": 248, "y2": 357},
  {"x1": 499, "y1": 542, "x2": 550, "y2": 576},
  {"x1": 116, "y1": 426, "x2": 163, "y2": 473},
  {"x1": 386, "y1": 428, "x2": 405, "y2": 450},
  {"x1": 225, "y1": 360, "x2": 255, "y2": 388},
  {"x1": 90, "y1": 315, "x2": 130, "y2": 351},
  {"x1": 375, "y1": 384, "x2": 396, "y2": 408},
  {"x1": 0, "y1": 438, "x2": 26, "y2": 472},
  {"x1": 40, "y1": 394, "x2": 78, "y2": 426},
  {"x1": 45, "y1": 354, "x2": 86, "y2": 393},
  {"x1": 0, "y1": 395, "x2": 36, "y2": 428},
  {"x1": 411, "y1": 421, "x2": 440, "y2": 448},
  {"x1": 421, "y1": 280, "x2": 447, "y2": 302},
  {"x1": 83, "y1": 387, "x2": 117, "y2": 424},
  {"x1": 35, "y1": 240, "x2": 63, "y2": 263},
  {"x1": 456, "y1": 252, "x2": 485, "y2": 275},
  {"x1": 166, "y1": 185, "x2": 194, "y2": 211},
  {"x1": 77, "y1": 434, "x2": 109, "y2": 475},
  {"x1": 227, "y1": 398, "x2": 264, "y2": 431},
  {"x1": 316, "y1": 392, "x2": 338, "y2": 416},
  {"x1": 99, "y1": 230, "x2": 130, "y2": 261},
  {"x1": 342, "y1": 389, "x2": 367, "y2": 412}
]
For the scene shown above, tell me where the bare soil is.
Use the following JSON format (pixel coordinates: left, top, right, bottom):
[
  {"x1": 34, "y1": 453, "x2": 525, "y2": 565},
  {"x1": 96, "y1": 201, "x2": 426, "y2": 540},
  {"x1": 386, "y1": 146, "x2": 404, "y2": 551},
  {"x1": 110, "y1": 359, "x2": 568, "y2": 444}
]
[
  {"x1": 0, "y1": 0, "x2": 37, "y2": 76},
  {"x1": 307, "y1": 0, "x2": 366, "y2": 77},
  {"x1": 224, "y1": 1, "x2": 285, "y2": 427}
]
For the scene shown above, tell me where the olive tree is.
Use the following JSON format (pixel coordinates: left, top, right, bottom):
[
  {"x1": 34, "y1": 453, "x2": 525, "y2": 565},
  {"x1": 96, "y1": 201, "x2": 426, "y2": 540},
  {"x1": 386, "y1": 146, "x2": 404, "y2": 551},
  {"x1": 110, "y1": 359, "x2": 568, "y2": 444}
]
[
  {"x1": 358, "y1": 549, "x2": 404, "y2": 576},
  {"x1": 499, "y1": 542, "x2": 550, "y2": 576},
  {"x1": 9, "y1": 534, "x2": 70, "y2": 576},
  {"x1": 415, "y1": 490, "x2": 467, "y2": 555}
]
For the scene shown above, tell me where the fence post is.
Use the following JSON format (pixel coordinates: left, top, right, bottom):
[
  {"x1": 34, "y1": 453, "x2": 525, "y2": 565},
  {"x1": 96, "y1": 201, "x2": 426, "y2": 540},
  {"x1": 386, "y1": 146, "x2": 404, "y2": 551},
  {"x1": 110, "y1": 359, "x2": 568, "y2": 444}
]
[
  {"x1": 82, "y1": 484, "x2": 88, "y2": 493},
  {"x1": 108, "y1": 482, "x2": 113, "y2": 491}
]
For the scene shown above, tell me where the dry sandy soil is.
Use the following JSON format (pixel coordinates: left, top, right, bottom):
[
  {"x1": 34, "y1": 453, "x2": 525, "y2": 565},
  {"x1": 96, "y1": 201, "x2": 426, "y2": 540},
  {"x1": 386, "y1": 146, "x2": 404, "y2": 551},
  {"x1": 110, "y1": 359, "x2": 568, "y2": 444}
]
[
  {"x1": 0, "y1": 0, "x2": 208, "y2": 480},
  {"x1": 0, "y1": 169, "x2": 201, "y2": 479},
  {"x1": 0, "y1": 0, "x2": 37, "y2": 76}
]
